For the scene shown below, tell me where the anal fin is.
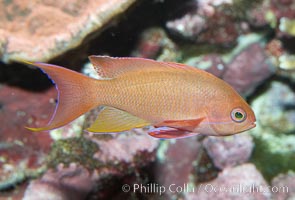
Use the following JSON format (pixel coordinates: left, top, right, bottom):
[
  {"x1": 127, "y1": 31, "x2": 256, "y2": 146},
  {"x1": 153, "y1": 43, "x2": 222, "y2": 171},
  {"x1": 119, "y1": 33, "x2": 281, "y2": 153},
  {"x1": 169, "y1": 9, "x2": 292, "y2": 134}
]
[
  {"x1": 87, "y1": 106, "x2": 150, "y2": 133},
  {"x1": 148, "y1": 127, "x2": 198, "y2": 139},
  {"x1": 155, "y1": 118, "x2": 204, "y2": 132}
]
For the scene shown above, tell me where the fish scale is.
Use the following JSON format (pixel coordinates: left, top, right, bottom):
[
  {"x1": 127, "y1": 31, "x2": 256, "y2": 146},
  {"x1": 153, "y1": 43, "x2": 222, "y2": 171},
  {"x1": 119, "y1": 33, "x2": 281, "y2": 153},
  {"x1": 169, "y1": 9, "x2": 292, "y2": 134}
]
[{"x1": 24, "y1": 56, "x2": 256, "y2": 139}]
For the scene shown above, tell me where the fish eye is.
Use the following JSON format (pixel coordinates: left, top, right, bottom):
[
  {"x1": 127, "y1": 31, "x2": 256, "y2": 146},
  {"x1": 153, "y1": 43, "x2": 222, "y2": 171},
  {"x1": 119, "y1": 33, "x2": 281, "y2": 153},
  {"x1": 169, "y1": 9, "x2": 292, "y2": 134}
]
[{"x1": 231, "y1": 108, "x2": 246, "y2": 123}]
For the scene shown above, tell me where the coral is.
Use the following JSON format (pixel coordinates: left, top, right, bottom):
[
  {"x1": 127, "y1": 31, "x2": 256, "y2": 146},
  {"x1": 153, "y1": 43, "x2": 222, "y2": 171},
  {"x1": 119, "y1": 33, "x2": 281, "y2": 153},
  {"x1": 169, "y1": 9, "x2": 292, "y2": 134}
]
[
  {"x1": 250, "y1": 81, "x2": 295, "y2": 181},
  {"x1": 203, "y1": 133, "x2": 254, "y2": 170},
  {"x1": 0, "y1": 0, "x2": 137, "y2": 63},
  {"x1": 185, "y1": 164, "x2": 272, "y2": 200}
]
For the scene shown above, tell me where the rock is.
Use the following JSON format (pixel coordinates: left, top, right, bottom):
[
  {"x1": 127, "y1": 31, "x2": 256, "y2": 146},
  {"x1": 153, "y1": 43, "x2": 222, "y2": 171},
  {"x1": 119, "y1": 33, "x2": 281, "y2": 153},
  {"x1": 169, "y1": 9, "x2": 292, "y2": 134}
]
[
  {"x1": 246, "y1": 0, "x2": 295, "y2": 35},
  {"x1": 166, "y1": 0, "x2": 244, "y2": 46},
  {"x1": 155, "y1": 136, "x2": 219, "y2": 199},
  {"x1": 0, "y1": 182, "x2": 27, "y2": 200},
  {"x1": 185, "y1": 54, "x2": 227, "y2": 78},
  {"x1": 252, "y1": 81, "x2": 295, "y2": 134},
  {"x1": 250, "y1": 81, "x2": 295, "y2": 181},
  {"x1": 0, "y1": 0, "x2": 137, "y2": 63},
  {"x1": 166, "y1": 14, "x2": 207, "y2": 40},
  {"x1": 184, "y1": 34, "x2": 275, "y2": 96},
  {"x1": 271, "y1": 172, "x2": 295, "y2": 200},
  {"x1": 155, "y1": 137, "x2": 202, "y2": 189},
  {"x1": 23, "y1": 164, "x2": 94, "y2": 200},
  {"x1": 223, "y1": 43, "x2": 275, "y2": 96},
  {"x1": 0, "y1": 85, "x2": 54, "y2": 190},
  {"x1": 203, "y1": 134, "x2": 254, "y2": 170},
  {"x1": 186, "y1": 164, "x2": 272, "y2": 200},
  {"x1": 41, "y1": 129, "x2": 158, "y2": 199},
  {"x1": 279, "y1": 17, "x2": 295, "y2": 37},
  {"x1": 131, "y1": 27, "x2": 180, "y2": 61},
  {"x1": 265, "y1": 39, "x2": 295, "y2": 82},
  {"x1": 88, "y1": 129, "x2": 158, "y2": 166}
]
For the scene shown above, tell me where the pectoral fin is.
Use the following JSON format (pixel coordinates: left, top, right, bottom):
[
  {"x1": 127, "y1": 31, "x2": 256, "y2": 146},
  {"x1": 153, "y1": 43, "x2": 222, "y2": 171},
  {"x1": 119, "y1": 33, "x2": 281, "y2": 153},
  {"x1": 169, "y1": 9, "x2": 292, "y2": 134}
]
[
  {"x1": 87, "y1": 106, "x2": 150, "y2": 133},
  {"x1": 148, "y1": 127, "x2": 198, "y2": 139},
  {"x1": 155, "y1": 118, "x2": 204, "y2": 132}
]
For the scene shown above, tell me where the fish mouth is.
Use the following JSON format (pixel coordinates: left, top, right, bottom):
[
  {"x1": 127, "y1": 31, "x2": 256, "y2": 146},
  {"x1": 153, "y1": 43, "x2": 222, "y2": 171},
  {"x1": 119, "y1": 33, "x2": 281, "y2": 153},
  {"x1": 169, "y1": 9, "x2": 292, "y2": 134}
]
[{"x1": 249, "y1": 122, "x2": 256, "y2": 129}]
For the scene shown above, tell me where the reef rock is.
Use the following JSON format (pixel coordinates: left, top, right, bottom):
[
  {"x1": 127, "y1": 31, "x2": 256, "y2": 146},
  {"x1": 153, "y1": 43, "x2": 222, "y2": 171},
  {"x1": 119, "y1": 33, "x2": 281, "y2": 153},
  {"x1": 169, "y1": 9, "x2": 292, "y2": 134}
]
[
  {"x1": 32, "y1": 130, "x2": 158, "y2": 199},
  {"x1": 155, "y1": 137, "x2": 203, "y2": 188},
  {"x1": 271, "y1": 171, "x2": 295, "y2": 200},
  {"x1": 155, "y1": 136, "x2": 219, "y2": 199},
  {"x1": 166, "y1": 0, "x2": 243, "y2": 46},
  {"x1": 186, "y1": 164, "x2": 272, "y2": 200},
  {"x1": 185, "y1": 54, "x2": 227, "y2": 78},
  {"x1": 223, "y1": 43, "x2": 274, "y2": 96},
  {"x1": 250, "y1": 81, "x2": 295, "y2": 180},
  {"x1": 247, "y1": 0, "x2": 295, "y2": 36},
  {"x1": 0, "y1": 85, "x2": 54, "y2": 190},
  {"x1": 203, "y1": 134, "x2": 254, "y2": 170},
  {"x1": 23, "y1": 164, "x2": 94, "y2": 200},
  {"x1": 0, "y1": 0, "x2": 137, "y2": 63},
  {"x1": 251, "y1": 81, "x2": 295, "y2": 134},
  {"x1": 131, "y1": 27, "x2": 180, "y2": 61}
]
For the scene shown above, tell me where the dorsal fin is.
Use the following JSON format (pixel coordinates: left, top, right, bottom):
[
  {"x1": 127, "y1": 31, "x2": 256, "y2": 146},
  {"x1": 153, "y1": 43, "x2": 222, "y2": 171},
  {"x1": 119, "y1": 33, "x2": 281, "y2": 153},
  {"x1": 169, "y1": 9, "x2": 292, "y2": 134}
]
[
  {"x1": 88, "y1": 56, "x2": 198, "y2": 78},
  {"x1": 87, "y1": 106, "x2": 151, "y2": 133}
]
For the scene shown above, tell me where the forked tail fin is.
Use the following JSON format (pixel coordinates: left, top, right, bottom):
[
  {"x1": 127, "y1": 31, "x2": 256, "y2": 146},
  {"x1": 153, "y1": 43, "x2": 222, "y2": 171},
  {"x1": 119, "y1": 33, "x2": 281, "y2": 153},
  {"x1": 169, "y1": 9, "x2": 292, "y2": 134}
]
[{"x1": 25, "y1": 62, "x2": 101, "y2": 131}]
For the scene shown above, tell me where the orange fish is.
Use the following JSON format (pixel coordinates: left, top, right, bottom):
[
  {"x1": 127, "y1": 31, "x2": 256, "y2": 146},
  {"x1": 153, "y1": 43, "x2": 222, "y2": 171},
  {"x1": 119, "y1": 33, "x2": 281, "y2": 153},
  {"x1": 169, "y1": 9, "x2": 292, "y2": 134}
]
[{"x1": 25, "y1": 56, "x2": 256, "y2": 139}]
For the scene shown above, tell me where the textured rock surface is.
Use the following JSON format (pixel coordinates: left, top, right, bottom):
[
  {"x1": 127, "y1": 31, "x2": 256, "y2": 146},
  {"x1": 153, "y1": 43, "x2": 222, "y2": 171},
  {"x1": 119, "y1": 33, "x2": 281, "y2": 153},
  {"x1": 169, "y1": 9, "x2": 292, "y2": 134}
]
[
  {"x1": 185, "y1": 35, "x2": 275, "y2": 96},
  {"x1": 155, "y1": 136, "x2": 219, "y2": 199},
  {"x1": 251, "y1": 81, "x2": 295, "y2": 134},
  {"x1": 250, "y1": 81, "x2": 295, "y2": 180},
  {"x1": 0, "y1": 85, "x2": 54, "y2": 190},
  {"x1": 155, "y1": 137, "x2": 203, "y2": 188},
  {"x1": 131, "y1": 27, "x2": 180, "y2": 61},
  {"x1": 223, "y1": 43, "x2": 274, "y2": 96},
  {"x1": 265, "y1": 39, "x2": 295, "y2": 81},
  {"x1": 1, "y1": 0, "x2": 295, "y2": 199},
  {"x1": 185, "y1": 54, "x2": 227, "y2": 78},
  {"x1": 25, "y1": 130, "x2": 159, "y2": 199},
  {"x1": 186, "y1": 164, "x2": 272, "y2": 200},
  {"x1": 0, "y1": 0, "x2": 136, "y2": 63},
  {"x1": 165, "y1": 0, "x2": 244, "y2": 46},
  {"x1": 271, "y1": 172, "x2": 295, "y2": 200},
  {"x1": 87, "y1": 129, "x2": 158, "y2": 166},
  {"x1": 23, "y1": 164, "x2": 94, "y2": 200},
  {"x1": 203, "y1": 134, "x2": 254, "y2": 170}
]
